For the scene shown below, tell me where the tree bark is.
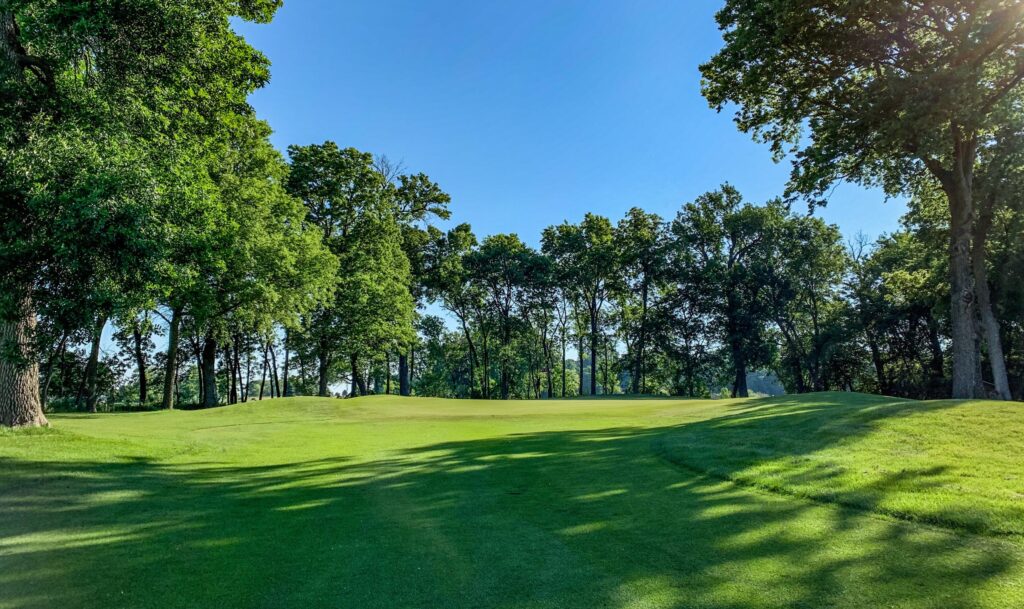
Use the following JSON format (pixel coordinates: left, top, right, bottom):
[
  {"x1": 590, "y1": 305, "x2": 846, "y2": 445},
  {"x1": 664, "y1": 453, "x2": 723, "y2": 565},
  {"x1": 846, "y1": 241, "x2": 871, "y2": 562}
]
[
  {"x1": 226, "y1": 344, "x2": 236, "y2": 404},
  {"x1": 201, "y1": 335, "x2": 218, "y2": 408},
  {"x1": 317, "y1": 344, "x2": 330, "y2": 397},
  {"x1": 972, "y1": 195, "x2": 1012, "y2": 400},
  {"x1": 161, "y1": 307, "x2": 182, "y2": 410},
  {"x1": 398, "y1": 352, "x2": 410, "y2": 396},
  {"x1": 589, "y1": 296, "x2": 598, "y2": 397},
  {"x1": 0, "y1": 297, "x2": 48, "y2": 427},
  {"x1": 282, "y1": 330, "x2": 290, "y2": 397},
  {"x1": 925, "y1": 131, "x2": 982, "y2": 398},
  {"x1": 578, "y1": 334, "x2": 585, "y2": 396},
  {"x1": 561, "y1": 337, "x2": 567, "y2": 398},
  {"x1": 350, "y1": 353, "x2": 361, "y2": 397},
  {"x1": 132, "y1": 323, "x2": 148, "y2": 405},
  {"x1": 80, "y1": 311, "x2": 108, "y2": 413},
  {"x1": 258, "y1": 343, "x2": 269, "y2": 400},
  {"x1": 268, "y1": 342, "x2": 280, "y2": 398}
]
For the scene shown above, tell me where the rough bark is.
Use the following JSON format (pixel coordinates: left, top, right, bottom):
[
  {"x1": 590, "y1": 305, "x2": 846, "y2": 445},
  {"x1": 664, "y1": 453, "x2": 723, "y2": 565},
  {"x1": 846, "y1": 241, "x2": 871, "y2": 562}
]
[
  {"x1": 972, "y1": 195, "x2": 1012, "y2": 400},
  {"x1": 925, "y1": 131, "x2": 982, "y2": 398},
  {"x1": 161, "y1": 307, "x2": 182, "y2": 410},
  {"x1": 0, "y1": 297, "x2": 48, "y2": 427}
]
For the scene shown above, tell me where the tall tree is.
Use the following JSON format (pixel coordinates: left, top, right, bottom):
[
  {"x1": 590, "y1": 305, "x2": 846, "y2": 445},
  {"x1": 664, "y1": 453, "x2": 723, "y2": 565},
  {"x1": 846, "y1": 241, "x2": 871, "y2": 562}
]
[
  {"x1": 702, "y1": 0, "x2": 1024, "y2": 398},
  {"x1": 0, "y1": 0, "x2": 282, "y2": 426},
  {"x1": 670, "y1": 186, "x2": 777, "y2": 398},
  {"x1": 542, "y1": 214, "x2": 617, "y2": 396},
  {"x1": 614, "y1": 208, "x2": 667, "y2": 394}
]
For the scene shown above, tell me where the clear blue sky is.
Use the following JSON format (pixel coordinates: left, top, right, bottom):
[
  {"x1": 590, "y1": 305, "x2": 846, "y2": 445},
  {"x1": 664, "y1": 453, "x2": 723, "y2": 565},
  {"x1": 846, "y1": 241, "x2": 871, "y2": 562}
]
[{"x1": 235, "y1": 0, "x2": 906, "y2": 244}]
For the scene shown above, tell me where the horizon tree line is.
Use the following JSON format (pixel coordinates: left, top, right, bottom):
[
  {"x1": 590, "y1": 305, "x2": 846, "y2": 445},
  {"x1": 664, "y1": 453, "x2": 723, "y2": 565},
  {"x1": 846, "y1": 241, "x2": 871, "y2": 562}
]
[{"x1": 3, "y1": 1, "x2": 1024, "y2": 427}]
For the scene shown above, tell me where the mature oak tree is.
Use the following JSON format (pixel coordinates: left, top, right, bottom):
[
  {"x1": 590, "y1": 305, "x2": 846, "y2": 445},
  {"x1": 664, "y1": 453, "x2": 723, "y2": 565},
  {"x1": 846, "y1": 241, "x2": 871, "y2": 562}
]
[{"x1": 702, "y1": 0, "x2": 1024, "y2": 398}]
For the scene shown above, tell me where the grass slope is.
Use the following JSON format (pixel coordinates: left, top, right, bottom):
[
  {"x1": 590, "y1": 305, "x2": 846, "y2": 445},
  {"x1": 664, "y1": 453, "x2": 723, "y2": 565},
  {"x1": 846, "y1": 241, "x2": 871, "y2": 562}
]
[{"x1": 2, "y1": 393, "x2": 1022, "y2": 609}]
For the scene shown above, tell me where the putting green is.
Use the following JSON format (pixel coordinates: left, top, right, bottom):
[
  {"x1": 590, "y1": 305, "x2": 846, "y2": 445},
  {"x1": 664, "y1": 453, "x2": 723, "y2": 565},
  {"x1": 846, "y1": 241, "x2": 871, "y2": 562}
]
[{"x1": 2, "y1": 393, "x2": 1022, "y2": 608}]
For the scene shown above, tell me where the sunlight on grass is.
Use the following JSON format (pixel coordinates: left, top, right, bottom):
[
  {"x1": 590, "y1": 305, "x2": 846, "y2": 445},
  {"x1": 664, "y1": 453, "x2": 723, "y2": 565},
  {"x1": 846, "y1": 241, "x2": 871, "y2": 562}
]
[{"x1": 1, "y1": 393, "x2": 1022, "y2": 608}]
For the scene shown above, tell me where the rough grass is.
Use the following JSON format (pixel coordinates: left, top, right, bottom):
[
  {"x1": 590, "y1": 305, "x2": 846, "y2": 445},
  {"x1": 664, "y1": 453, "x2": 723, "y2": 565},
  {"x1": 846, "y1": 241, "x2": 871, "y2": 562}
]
[{"x1": 2, "y1": 393, "x2": 1022, "y2": 608}]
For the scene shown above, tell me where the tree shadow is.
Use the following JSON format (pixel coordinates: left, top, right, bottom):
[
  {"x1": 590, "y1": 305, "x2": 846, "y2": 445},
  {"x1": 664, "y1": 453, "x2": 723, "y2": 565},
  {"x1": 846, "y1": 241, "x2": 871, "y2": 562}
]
[{"x1": 1, "y1": 395, "x2": 1021, "y2": 608}]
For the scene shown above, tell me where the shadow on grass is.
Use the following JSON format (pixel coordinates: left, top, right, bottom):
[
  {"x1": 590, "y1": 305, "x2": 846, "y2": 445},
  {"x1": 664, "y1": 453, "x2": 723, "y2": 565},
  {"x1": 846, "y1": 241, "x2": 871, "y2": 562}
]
[{"x1": 1, "y1": 394, "x2": 1020, "y2": 608}]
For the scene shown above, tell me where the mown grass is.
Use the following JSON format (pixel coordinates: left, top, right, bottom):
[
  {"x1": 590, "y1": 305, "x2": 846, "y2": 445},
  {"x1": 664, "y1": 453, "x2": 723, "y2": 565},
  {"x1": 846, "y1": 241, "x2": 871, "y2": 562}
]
[{"x1": 1, "y1": 393, "x2": 1022, "y2": 608}]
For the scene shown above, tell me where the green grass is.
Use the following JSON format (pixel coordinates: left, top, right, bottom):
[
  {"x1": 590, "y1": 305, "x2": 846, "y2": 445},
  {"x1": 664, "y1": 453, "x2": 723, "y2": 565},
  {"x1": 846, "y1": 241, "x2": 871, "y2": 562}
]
[{"x1": 2, "y1": 393, "x2": 1023, "y2": 608}]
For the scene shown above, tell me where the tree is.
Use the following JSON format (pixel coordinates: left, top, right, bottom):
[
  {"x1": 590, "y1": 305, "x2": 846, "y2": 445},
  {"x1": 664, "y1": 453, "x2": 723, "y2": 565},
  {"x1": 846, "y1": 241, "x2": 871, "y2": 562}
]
[
  {"x1": 286, "y1": 142, "x2": 413, "y2": 398},
  {"x1": 670, "y1": 186, "x2": 778, "y2": 398},
  {"x1": 702, "y1": 1, "x2": 1024, "y2": 398},
  {"x1": 0, "y1": 0, "x2": 282, "y2": 426},
  {"x1": 465, "y1": 234, "x2": 540, "y2": 399},
  {"x1": 614, "y1": 208, "x2": 667, "y2": 394},
  {"x1": 391, "y1": 172, "x2": 451, "y2": 396},
  {"x1": 542, "y1": 214, "x2": 617, "y2": 396}
]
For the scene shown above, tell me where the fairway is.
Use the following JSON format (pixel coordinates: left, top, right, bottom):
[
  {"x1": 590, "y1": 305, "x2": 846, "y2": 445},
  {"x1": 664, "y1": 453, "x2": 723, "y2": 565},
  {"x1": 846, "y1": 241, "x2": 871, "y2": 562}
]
[{"x1": 2, "y1": 393, "x2": 1023, "y2": 609}]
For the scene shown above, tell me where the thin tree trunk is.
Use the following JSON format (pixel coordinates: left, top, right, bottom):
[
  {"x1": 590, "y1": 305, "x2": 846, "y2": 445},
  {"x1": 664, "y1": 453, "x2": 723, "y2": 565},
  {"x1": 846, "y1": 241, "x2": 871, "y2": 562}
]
[
  {"x1": 398, "y1": 352, "x2": 410, "y2": 396},
  {"x1": 282, "y1": 329, "x2": 290, "y2": 397},
  {"x1": 258, "y1": 343, "x2": 269, "y2": 400},
  {"x1": 0, "y1": 297, "x2": 48, "y2": 427},
  {"x1": 350, "y1": 353, "x2": 361, "y2": 397},
  {"x1": 226, "y1": 344, "x2": 236, "y2": 404},
  {"x1": 269, "y1": 341, "x2": 280, "y2": 398},
  {"x1": 589, "y1": 297, "x2": 598, "y2": 397},
  {"x1": 317, "y1": 346, "x2": 330, "y2": 397},
  {"x1": 385, "y1": 352, "x2": 392, "y2": 395},
  {"x1": 81, "y1": 310, "x2": 108, "y2": 413},
  {"x1": 243, "y1": 340, "x2": 253, "y2": 402},
  {"x1": 132, "y1": 323, "x2": 148, "y2": 405},
  {"x1": 201, "y1": 335, "x2": 218, "y2": 408},
  {"x1": 561, "y1": 336, "x2": 567, "y2": 398},
  {"x1": 161, "y1": 307, "x2": 182, "y2": 410},
  {"x1": 578, "y1": 335, "x2": 585, "y2": 396},
  {"x1": 41, "y1": 334, "x2": 66, "y2": 408}
]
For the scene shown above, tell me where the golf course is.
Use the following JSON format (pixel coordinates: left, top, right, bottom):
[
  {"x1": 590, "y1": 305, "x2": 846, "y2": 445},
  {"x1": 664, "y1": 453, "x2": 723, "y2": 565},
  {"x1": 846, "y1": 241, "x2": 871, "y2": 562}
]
[{"x1": 2, "y1": 393, "x2": 1022, "y2": 609}]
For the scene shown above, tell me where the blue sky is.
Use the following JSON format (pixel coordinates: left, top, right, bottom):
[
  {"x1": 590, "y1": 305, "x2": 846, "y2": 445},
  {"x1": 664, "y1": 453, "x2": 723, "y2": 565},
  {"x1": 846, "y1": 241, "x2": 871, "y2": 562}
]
[{"x1": 235, "y1": 0, "x2": 906, "y2": 245}]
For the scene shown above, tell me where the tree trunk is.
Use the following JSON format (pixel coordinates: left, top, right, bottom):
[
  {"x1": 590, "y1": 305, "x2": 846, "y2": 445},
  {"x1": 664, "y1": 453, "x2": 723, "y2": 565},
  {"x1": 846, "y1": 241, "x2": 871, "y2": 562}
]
[
  {"x1": 589, "y1": 297, "x2": 598, "y2": 397},
  {"x1": 350, "y1": 353, "x2": 361, "y2": 397},
  {"x1": 578, "y1": 335, "x2": 585, "y2": 396},
  {"x1": 972, "y1": 196, "x2": 1012, "y2": 400},
  {"x1": 385, "y1": 352, "x2": 392, "y2": 395},
  {"x1": 201, "y1": 335, "x2": 218, "y2": 408},
  {"x1": 41, "y1": 334, "x2": 66, "y2": 408},
  {"x1": 927, "y1": 133, "x2": 982, "y2": 398},
  {"x1": 282, "y1": 330, "x2": 290, "y2": 397},
  {"x1": 0, "y1": 297, "x2": 48, "y2": 427},
  {"x1": 398, "y1": 352, "x2": 410, "y2": 396},
  {"x1": 481, "y1": 332, "x2": 490, "y2": 399},
  {"x1": 161, "y1": 307, "x2": 182, "y2": 410},
  {"x1": 258, "y1": 343, "x2": 269, "y2": 400},
  {"x1": 81, "y1": 311, "x2": 108, "y2": 413},
  {"x1": 731, "y1": 341, "x2": 749, "y2": 398},
  {"x1": 317, "y1": 345, "x2": 330, "y2": 397},
  {"x1": 635, "y1": 280, "x2": 649, "y2": 394},
  {"x1": 561, "y1": 337, "x2": 567, "y2": 398},
  {"x1": 269, "y1": 342, "x2": 280, "y2": 398},
  {"x1": 226, "y1": 344, "x2": 236, "y2": 404},
  {"x1": 132, "y1": 323, "x2": 148, "y2": 405}
]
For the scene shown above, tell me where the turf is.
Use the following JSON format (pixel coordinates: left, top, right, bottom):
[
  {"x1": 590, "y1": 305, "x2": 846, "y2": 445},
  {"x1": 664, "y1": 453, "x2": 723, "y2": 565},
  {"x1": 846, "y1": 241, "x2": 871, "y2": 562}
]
[{"x1": 2, "y1": 393, "x2": 1022, "y2": 608}]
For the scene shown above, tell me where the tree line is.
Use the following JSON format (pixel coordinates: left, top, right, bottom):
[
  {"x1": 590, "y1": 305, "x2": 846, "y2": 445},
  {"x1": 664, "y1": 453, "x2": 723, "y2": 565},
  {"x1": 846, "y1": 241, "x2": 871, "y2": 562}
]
[{"x1": 3, "y1": 1, "x2": 1024, "y2": 427}]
